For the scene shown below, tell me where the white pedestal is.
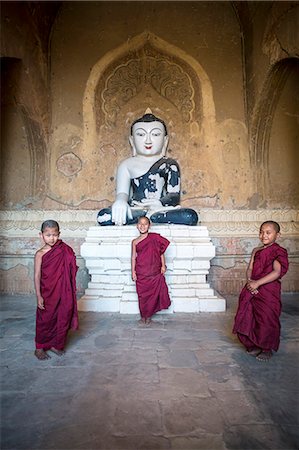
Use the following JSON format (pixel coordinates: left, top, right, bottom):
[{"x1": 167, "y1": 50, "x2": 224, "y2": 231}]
[{"x1": 78, "y1": 225, "x2": 226, "y2": 313}]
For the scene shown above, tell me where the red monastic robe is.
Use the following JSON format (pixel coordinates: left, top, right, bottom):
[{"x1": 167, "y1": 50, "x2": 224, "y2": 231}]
[
  {"x1": 35, "y1": 240, "x2": 79, "y2": 350},
  {"x1": 135, "y1": 232, "x2": 171, "y2": 318},
  {"x1": 233, "y1": 243, "x2": 289, "y2": 352}
]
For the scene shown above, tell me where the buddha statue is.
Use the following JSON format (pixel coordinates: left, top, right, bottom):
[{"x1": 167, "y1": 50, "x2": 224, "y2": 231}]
[{"x1": 97, "y1": 111, "x2": 198, "y2": 226}]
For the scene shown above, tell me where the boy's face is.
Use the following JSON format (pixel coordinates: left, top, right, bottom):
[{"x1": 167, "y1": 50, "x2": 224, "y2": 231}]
[
  {"x1": 40, "y1": 227, "x2": 60, "y2": 247},
  {"x1": 137, "y1": 218, "x2": 150, "y2": 234},
  {"x1": 259, "y1": 223, "x2": 280, "y2": 247}
]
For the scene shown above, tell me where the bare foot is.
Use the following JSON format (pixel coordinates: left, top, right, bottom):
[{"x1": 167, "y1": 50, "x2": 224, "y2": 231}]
[
  {"x1": 34, "y1": 349, "x2": 51, "y2": 360},
  {"x1": 49, "y1": 347, "x2": 65, "y2": 356},
  {"x1": 145, "y1": 318, "x2": 152, "y2": 326},
  {"x1": 138, "y1": 318, "x2": 146, "y2": 326},
  {"x1": 256, "y1": 351, "x2": 272, "y2": 362},
  {"x1": 246, "y1": 347, "x2": 262, "y2": 357}
]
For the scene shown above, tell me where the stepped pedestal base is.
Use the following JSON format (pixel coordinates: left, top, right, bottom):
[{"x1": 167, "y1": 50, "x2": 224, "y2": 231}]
[{"x1": 78, "y1": 225, "x2": 226, "y2": 313}]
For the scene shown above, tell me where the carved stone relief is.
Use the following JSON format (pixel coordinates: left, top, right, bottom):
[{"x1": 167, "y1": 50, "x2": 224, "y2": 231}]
[{"x1": 96, "y1": 43, "x2": 199, "y2": 130}]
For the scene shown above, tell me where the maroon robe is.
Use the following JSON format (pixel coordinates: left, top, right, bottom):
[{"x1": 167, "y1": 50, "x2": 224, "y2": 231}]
[
  {"x1": 233, "y1": 243, "x2": 289, "y2": 352},
  {"x1": 135, "y1": 232, "x2": 171, "y2": 318},
  {"x1": 35, "y1": 240, "x2": 79, "y2": 350}
]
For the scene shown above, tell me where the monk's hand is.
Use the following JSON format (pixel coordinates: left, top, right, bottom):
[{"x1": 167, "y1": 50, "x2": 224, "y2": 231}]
[
  {"x1": 246, "y1": 280, "x2": 259, "y2": 294},
  {"x1": 37, "y1": 296, "x2": 45, "y2": 310},
  {"x1": 112, "y1": 199, "x2": 133, "y2": 226},
  {"x1": 132, "y1": 271, "x2": 137, "y2": 281},
  {"x1": 161, "y1": 266, "x2": 166, "y2": 274}
]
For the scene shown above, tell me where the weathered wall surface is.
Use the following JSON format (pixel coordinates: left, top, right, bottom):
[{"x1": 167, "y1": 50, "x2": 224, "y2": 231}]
[{"x1": 0, "y1": 1, "x2": 298, "y2": 297}]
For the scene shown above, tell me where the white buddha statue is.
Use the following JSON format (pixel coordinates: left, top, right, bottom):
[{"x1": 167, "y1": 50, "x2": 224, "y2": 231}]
[{"x1": 97, "y1": 111, "x2": 198, "y2": 226}]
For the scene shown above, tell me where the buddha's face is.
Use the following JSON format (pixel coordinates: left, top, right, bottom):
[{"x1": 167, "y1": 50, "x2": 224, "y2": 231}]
[{"x1": 130, "y1": 121, "x2": 168, "y2": 157}]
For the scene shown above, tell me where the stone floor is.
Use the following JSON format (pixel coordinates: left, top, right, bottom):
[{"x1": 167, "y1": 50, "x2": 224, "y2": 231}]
[{"x1": 0, "y1": 293, "x2": 298, "y2": 450}]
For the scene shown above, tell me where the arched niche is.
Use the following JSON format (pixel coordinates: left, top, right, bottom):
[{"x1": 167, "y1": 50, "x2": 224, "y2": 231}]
[
  {"x1": 251, "y1": 57, "x2": 299, "y2": 207},
  {"x1": 1, "y1": 58, "x2": 36, "y2": 206},
  {"x1": 1, "y1": 56, "x2": 47, "y2": 207},
  {"x1": 82, "y1": 31, "x2": 216, "y2": 155},
  {"x1": 268, "y1": 58, "x2": 299, "y2": 207}
]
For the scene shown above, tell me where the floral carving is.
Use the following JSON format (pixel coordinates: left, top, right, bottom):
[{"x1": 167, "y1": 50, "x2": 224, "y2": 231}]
[{"x1": 100, "y1": 51, "x2": 195, "y2": 127}]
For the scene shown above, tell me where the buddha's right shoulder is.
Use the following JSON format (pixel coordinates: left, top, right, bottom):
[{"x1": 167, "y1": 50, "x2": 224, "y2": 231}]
[{"x1": 118, "y1": 157, "x2": 134, "y2": 169}]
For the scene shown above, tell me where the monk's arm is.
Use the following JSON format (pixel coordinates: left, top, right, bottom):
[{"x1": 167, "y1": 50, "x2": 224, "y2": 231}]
[
  {"x1": 34, "y1": 251, "x2": 45, "y2": 310},
  {"x1": 131, "y1": 240, "x2": 137, "y2": 281},
  {"x1": 246, "y1": 247, "x2": 258, "y2": 281},
  {"x1": 247, "y1": 259, "x2": 282, "y2": 291},
  {"x1": 161, "y1": 254, "x2": 166, "y2": 274}
]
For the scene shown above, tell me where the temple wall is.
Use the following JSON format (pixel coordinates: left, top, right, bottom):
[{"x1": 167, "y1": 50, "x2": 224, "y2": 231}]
[{"x1": 1, "y1": 1, "x2": 298, "y2": 296}]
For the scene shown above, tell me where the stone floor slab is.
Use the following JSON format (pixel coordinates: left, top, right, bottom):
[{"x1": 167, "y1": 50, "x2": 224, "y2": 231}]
[{"x1": 0, "y1": 293, "x2": 298, "y2": 450}]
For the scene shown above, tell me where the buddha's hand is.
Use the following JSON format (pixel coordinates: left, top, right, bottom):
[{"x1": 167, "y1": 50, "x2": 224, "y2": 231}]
[
  {"x1": 112, "y1": 199, "x2": 133, "y2": 226},
  {"x1": 132, "y1": 199, "x2": 164, "y2": 217}
]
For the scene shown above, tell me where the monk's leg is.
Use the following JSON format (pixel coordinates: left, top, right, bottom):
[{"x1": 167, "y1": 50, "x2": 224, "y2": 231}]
[
  {"x1": 49, "y1": 347, "x2": 65, "y2": 356},
  {"x1": 34, "y1": 349, "x2": 51, "y2": 360},
  {"x1": 256, "y1": 350, "x2": 273, "y2": 362},
  {"x1": 237, "y1": 332, "x2": 259, "y2": 353},
  {"x1": 246, "y1": 347, "x2": 262, "y2": 357}
]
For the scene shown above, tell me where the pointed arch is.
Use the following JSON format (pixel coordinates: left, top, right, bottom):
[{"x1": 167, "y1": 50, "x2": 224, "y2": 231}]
[{"x1": 251, "y1": 57, "x2": 298, "y2": 195}]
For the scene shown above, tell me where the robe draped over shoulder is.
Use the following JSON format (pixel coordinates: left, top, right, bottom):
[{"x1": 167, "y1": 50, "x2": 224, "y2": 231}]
[
  {"x1": 35, "y1": 240, "x2": 79, "y2": 350},
  {"x1": 233, "y1": 243, "x2": 289, "y2": 352},
  {"x1": 130, "y1": 157, "x2": 180, "y2": 207},
  {"x1": 135, "y1": 233, "x2": 171, "y2": 318}
]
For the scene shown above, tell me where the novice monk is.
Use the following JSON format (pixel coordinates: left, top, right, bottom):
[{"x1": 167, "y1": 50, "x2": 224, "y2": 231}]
[
  {"x1": 233, "y1": 221, "x2": 289, "y2": 362},
  {"x1": 131, "y1": 216, "x2": 171, "y2": 325},
  {"x1": 34, "y1": 220, "x2": 79, "y2": 360}
]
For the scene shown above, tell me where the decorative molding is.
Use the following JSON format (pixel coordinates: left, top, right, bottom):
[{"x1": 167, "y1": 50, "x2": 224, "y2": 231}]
[
  {"x1": 0, "y1": 209, "x2": 298, "y2": 238},
  {"x1": 0, "y1": 210, "x2": 96, "y2": 237},
  {"x1": 200, "y1": 209, "x2": 299, "y2": 236}
]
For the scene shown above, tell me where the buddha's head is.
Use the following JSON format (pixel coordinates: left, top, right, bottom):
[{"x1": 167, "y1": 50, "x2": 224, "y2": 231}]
[{"x1": 129, "y1": 112, "x2": 169, "y2": 157}]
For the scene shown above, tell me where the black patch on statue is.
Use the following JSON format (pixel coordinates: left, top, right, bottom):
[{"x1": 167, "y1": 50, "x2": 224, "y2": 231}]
[{"x1": 130, "y1": 157, "x2": 180, "y2": 206}]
